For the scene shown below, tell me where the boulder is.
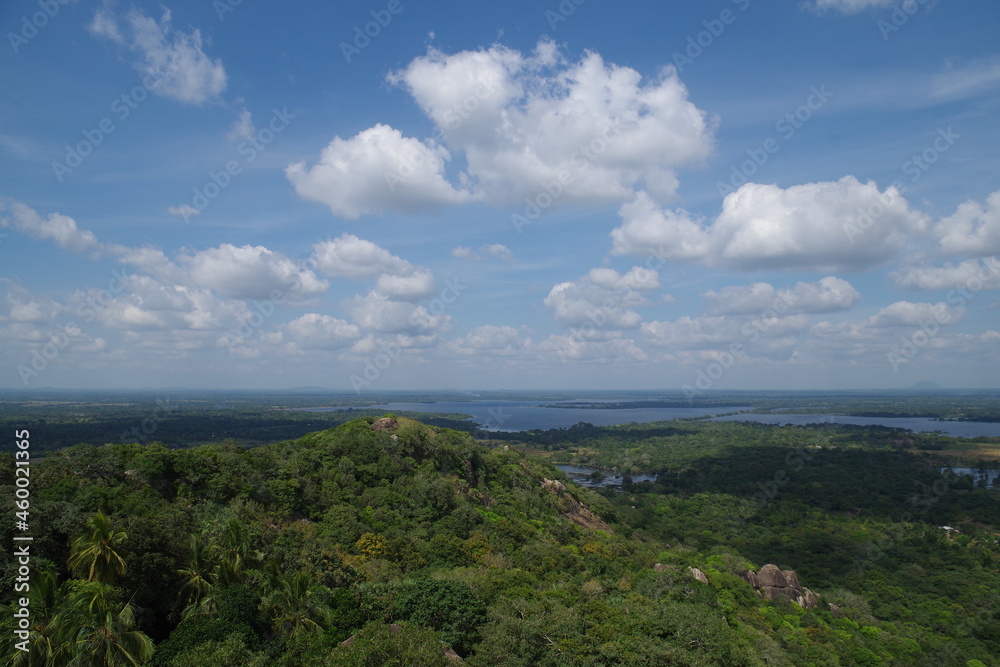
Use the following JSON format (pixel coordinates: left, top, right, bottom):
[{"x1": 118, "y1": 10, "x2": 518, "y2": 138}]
[
  {"x1": 738, "y1": 570, "x2": 760, "y2": 588},
  {"x1": 782, "y1": 570, "x2": 800, "y2": 589},
  {"x1": 372, "y1": 417, "x2": 399, "y2": 431},
  {"x1": 757, "y1": 564, "x2": 787, "y2": 587},
  {"x1": 687, "y1": 566, "x2": 709, "y2": 584}
]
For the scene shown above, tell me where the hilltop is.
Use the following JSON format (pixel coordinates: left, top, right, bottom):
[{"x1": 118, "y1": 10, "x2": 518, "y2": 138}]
[{"x1": 2, "y1": 416, "x2": 998, "y2": 665}]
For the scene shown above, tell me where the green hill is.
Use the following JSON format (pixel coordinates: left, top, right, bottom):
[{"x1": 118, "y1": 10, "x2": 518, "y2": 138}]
[{"x1": 2, "y1": 416, "x2": 998, "y2": 665}]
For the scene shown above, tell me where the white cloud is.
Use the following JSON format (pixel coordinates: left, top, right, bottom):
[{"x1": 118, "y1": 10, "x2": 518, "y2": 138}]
[
  {"x1": 808, "y1": 0, "x2": 896, "y2": 14},
  {"x1": 228, "y1": 108, "x2": 255, "y2": 142},
  {"x1": 343, "y1": 292, "x2": 450, "y2": 335},
  {"x1": 0, "y1": 198, "x2": 103, "y2": 255},
  {"x1": 89, "y1": 7, "x2": 226, "y2": 105},
  {"x1": 311, "y1": 234, "x2": 414, "y2": 278},
  {"x1": 612, "y1": 177, "x2": 928, "y2": 272},
  {"x1": 936, "y1": 190, "x2": 1000, "y2": 256},
  {"x1": 375, "y1": 269, "x2": 436, "y2": 301},
  {"x1": 389, "y1": 40, "x2": 714, "y2": 206},
  {"x1": 543, "y1": 267, "x2": 661, "y2": 330},
  {"x1": 641, "y1": 314, "x2": 810, "y2": 350},
  {"x1": 167, "y1": 204, "x2": 200, "y2": 220},
  {"x1": 286, "y1": 124, "x2": 477, "y2": 219},
  {"x1": 868, "y1": 301, "x2": 964, "y2": 328},
  {"x1": 451, "y1": 243, "x2": 515, "y2": 263},
  {"x1": 703, "y1": 276, "x2": 861, "y2": 315},
  {"x1": 284, "y1": 314, "x2": 360, "y2": 350},
  {"x1": 178, "y1": 244, "x2": 327, "y2": 301},
  {"x1": 891, "y1": 257, "x2": 1000, "y2": 291},
  {"x1": 452, "y1": 325, "x2": 530, "y2": 356}
]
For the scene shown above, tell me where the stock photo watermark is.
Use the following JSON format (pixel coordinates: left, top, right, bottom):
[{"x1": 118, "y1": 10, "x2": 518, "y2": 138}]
[
  {"x1": 174, "y1": 107, "x2": 296, "y2": 222},
  {"x1": 843, "y1": 126, "x2": 959, "y2": 244},
  {"x1": 16, "y1": 321, "x2": 81, "y2": 386},
  {"x1": 671, "y1": 0, "x2": 751, "y2": 73},
  {"x1": 887, "y1": 257, "x2": 1000, "y2": 373},
  {"x1": 717, "y1": 84, "x2": 833, "y2": 197},
  {"x1": 7, "y1": 0, "x2": 72, "y2": 54},
  {"x1": 877, "y1": 0, "x2": 931, "y2": 41},
  {"x1": 340, "y1": 0, "x2": 407, "y2": 63},
  {"x1": 349, "y1": 277, "x2": 467, "y2": 392},
  {"x1": 512, "y1": 120, "x2": 625, "y2": 233}
]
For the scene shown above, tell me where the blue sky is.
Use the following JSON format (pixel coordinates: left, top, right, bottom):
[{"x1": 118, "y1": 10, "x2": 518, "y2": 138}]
[{"x1": 1, "y1": 0, "x2": 998, "y2": 391}]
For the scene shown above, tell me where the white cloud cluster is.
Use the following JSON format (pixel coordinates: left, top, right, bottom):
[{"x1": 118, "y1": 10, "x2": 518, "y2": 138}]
[
  {"x1": 702, "y1": 276, "x2": 861, "y2": 315},
  {"x1": 0, "y1": 198, "x2": 103, "y2": 255},
  {"x1": 286, "y1": 124, "x2": 477, "y2": 219},
  {"x1": 290, "y1": 41, "x2": 714, "y2": 219},
  {"x1": 177, "y1": 244, "x2": 327, "y2": 301},
  {"x1": 891, "y1": 258, "x2": 1000, "y2": 291},
  {"x1": 544, "y1": 267, "x2": 662, "y2": 331},
  {"x1": 612, "y1": 177, "x2": 927, "y2": 272},
  {"x1": 89, "y1": 7, "x2": 227, "y2": 105},
  {"x1": 935, "y1": 190, "x2": 1000, "y2": 256}
]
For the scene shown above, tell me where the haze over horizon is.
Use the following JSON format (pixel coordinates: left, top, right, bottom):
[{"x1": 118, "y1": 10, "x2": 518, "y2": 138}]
[{"x1": 2, "y1": 0, "x2": 999, "y2": 392}]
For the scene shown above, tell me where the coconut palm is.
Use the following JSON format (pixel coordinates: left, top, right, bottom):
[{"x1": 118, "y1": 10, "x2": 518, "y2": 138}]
[
  {"x1": 52, "y1": 582, "x2": 154, "y2": 667},
  {"x1": 68, "y1": 512, "x2": 128, "y2": 585},
  {"x1": 263, "y1": 570, "x2": 334, "y2": 637}
]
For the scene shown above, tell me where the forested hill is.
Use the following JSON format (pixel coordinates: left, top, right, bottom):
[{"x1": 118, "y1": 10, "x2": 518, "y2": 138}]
[{"x1": 2, "y1": 416, "x2": 998, "y2": 665}]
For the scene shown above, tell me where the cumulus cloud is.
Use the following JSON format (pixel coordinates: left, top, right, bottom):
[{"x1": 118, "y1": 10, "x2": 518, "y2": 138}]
[
  {"x1": 612, "y1": 177, "x2": 927, "y2": 272},
  {"x1": 89, "y1": 7, "x2": 226, "y2": 104},
  {"x1": 0, "y1": 198, "x2": 103, "y2": 255},
  {"x1": 935, "y1": 190, "x2": 1000, "y2": 256},
  {"x1": 178, "y1": 244, "x2": 327, "y2": 301},
  {"x1": 284, "y1": 314, "x2": 360, "y2": 350},
  {"x1": 286, "y1": 124, "x2": 477, "y2": 219},
  {"x1": 375, "y1": 269, "x2": 436, "y2": 301},
  {"x1": 891, "y1": 257, "x2": 1000, "y2": 291},
  {"x1": 452, "y1": 325, "x2": 530, "y2": 356},
  {"x1": 311, "y1": 234, "x2": 415, "y2": 278},
  {"x1": 389, "y1": 40, "x2": 713, "y2": 206},
  {"x1": 343, "y1": 292, "x2": 450, "y2": 335},
  {"x1": 544, "y1": 267, "x2": 661, "y2": 330},
  {"x1": 868, "y1": 301, "x2": 965, "y2": 328},
  {"x1": 703, "y1": 276, "x2": 861, "y2": 315}
]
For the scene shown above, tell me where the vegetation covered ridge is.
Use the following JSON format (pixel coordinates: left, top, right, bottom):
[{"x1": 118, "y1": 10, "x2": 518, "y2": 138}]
[{"x1": 1, "y1": 415, "x2": 997, "y2": 665}]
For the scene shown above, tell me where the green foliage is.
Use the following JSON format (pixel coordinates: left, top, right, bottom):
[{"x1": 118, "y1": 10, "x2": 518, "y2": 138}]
[
  {"x1": 3, "y1": 414, "x2": 998, "y2": 665},
  {"x1": 327, "y1": 621, "x2": 454, "y2": 666}
]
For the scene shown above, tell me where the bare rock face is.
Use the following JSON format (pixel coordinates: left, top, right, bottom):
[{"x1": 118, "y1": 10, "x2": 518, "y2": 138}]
[
  {"x1": 372, "y1": 417, "x2": 399, "y2": 431},
  {"x1": 829, "y1": 602, "x2": 842, "y2": 618},
  {"x1": 740, "y1": 564, "x2": 819, "y2": 609},
  {"x1": 757, "y1": 564, "x2": 788, "y2": 588},
  {"x1": 687, "y1": 566, "x2": 709, "y2": 584}
]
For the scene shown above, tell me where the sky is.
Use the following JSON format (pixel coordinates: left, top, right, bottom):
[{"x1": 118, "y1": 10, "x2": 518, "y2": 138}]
[{"x1": 1, "y1": 0, "x2": 998, "y2": 392}]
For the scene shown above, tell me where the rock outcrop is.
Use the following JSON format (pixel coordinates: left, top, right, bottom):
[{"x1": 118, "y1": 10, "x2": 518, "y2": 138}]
[
  {"x1": 541, "y1": 478, "x2": 612, "y2": 532},
  {"x1": 371, "y1": 417, "x2": 399, "y2": 431},
  {"x1": 687, "y1": 566, "x2": 709, "y2": 584},
  {"x1": 738, "y1": 564, "x2": 819, "y2": 608}
]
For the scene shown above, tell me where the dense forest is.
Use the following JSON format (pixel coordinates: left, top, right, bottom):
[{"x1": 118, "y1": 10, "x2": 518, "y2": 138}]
[{"x1": 2, "y1": 415, "x2": 998, "y2": 665}]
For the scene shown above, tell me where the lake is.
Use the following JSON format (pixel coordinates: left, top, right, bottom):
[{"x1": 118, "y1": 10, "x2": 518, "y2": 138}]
[
  {"x1": 709, "y1": 413, "x2": 1000, "y2": 438},
  {"x1": 941, "y1": 467, "x2": 999, "y2": 488}
]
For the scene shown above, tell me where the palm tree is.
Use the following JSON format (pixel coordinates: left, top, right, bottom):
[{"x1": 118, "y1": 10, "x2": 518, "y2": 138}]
[
  {"x1": 263, "y1": 570, "x2": 334, "y2": 637},
  {"x1": 68, "y1": 512, "x2": 128, "y2": 585},
  {"x1": 176, "y1": 534, "x2": 217, "y2": 609},
  {"x1": 52, "y1": 582, "x2": 154, "y2": 666}
]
